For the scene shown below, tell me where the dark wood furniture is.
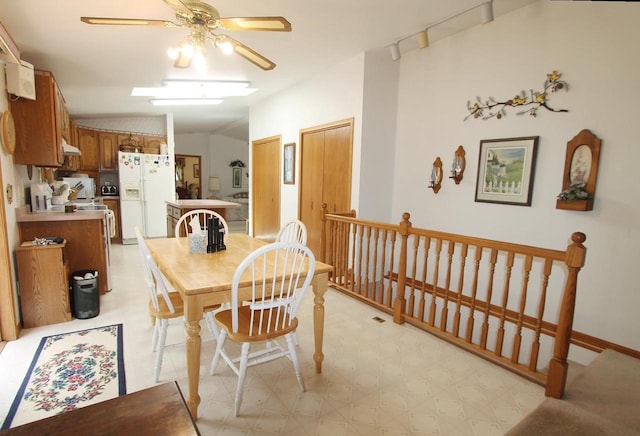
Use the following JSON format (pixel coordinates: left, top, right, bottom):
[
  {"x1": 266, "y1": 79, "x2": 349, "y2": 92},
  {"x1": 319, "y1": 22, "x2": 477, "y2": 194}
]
[{"x1": 0, "y1": 382, "x2": 199, "y2": 435}]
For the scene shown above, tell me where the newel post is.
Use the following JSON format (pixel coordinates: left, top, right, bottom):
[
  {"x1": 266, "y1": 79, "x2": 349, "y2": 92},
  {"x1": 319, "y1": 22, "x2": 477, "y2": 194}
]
[
  {"x1": 393, "y1": 213, "x2": 412, "y2": 324},
  {"x1": 545, "y1": 232, "x2": 587, "y2": 398}
]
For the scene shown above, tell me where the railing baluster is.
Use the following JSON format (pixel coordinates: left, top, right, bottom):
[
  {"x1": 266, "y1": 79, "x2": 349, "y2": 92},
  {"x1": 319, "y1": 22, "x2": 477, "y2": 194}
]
[
  {"x1": 364, "y1": 226, "x2": 372, "y2": 299},
  {"x1": 465, "y1": 245, "x2": 483, "y2": 343},
  {"x1": 418, "y1": 236, "x2": 430, "y2": 322},
  {"x1": 495, "y1": 251, "x2": 515, "y2": 357},
  {"x1": 440, "y1": 240, "x2": 455, "y2": 332},
  {"x1": 452, "y1": 243, "x2": 468, "y2": 338},
  {"x1": 530, "y1": 258, "x2": 552, "y2": 372},
  {"x1": 385, "y1": 230, "x2": 396, "y2": 308},
  {"x1": 429, "y1": 239, "x2": 442, "y2": 327},
  {"x1": 512, "y1": 255, "x2": 533, "y2": 363},
  {"x1": 480, "y1": 248, "x2": 498, "y2": 350},
  {"x1": 408, "y1": 235, "x2": 421, "y2": 318}
]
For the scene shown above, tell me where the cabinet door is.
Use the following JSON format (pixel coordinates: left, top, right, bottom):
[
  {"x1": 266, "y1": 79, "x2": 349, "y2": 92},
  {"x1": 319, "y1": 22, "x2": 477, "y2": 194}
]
[
  {"x1": 10, "y1": 70, "x2": 64, "y2": 166},
  {"x1": 77, "y1": 128, "x2": 100, "y2": 171},
  {"x1": 143, "y1": 136, "x2": 165, "y2": 154},
  {"x1": 118, "y1": 133, "x2": 144, "y2": 152},
  {"x1": 99, "y1": 132, "x2": 119, "y2": 171}
]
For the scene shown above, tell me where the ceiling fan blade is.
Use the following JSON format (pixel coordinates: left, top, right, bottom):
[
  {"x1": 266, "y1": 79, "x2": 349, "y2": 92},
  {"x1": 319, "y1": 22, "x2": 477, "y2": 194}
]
[
  {"x1": 219, "y1": 17, "x2": 291, "y2": 32},
  {"x1": 163, "y1": 0, "x2": 193, "y2": 15},
  {"x1": 219, "y1": 35, "x2": 276, "y2": 70},
  {"x1": 81, "y1": 17, "x2": 175, "y2": 27}
]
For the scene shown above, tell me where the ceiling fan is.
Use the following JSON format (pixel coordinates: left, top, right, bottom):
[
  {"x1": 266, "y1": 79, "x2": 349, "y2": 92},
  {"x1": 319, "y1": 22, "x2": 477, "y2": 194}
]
[{"x1": 80, "y1": 0, "x2": 291, "y2": 71}]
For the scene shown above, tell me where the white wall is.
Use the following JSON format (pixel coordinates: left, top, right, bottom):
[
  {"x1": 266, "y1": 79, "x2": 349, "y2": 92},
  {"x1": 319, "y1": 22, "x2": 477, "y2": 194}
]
[
  {"x1": 174, "y1": 132, "x2": 249, "y2": 198},
  {"x1": 250, "y1": 54, "x2": 366, "y2": 224},
  {"x1": 209, "y1": 134, "x2": 249, "y2": 197},
  {"x1": 392, "y1": 1, "x2": 640, "y2": 357}
]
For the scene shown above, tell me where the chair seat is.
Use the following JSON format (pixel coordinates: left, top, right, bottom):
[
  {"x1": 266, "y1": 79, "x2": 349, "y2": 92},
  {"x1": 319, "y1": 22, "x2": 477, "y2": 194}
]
[
  {"x1": 149, "y1": 292, "x2": 221, "y2": 319},
  {"x1": 215, "y1": 306, "x2": 298, "y2": 343}
]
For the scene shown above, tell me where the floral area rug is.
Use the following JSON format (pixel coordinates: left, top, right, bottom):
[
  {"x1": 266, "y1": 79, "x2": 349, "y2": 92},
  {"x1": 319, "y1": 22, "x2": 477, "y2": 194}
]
[{"x1": 1, "y1": 324, "x2": 126, "y2": 429}]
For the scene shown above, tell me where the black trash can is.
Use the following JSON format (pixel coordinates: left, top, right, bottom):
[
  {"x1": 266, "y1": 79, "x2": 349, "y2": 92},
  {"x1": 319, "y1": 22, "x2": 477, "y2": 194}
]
[{"x1": 70, "y1": 270, "x2": 100, "y2": 319}]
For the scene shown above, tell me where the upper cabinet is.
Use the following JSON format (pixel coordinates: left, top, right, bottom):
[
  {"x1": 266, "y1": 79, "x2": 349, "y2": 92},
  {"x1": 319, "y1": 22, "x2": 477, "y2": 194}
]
[
  {"x1": 77, "y1": 127, "x2": 99, "y2": 172},
  {"x1": 99, "y1": 131, "x2": 119, "y2": 171},
  {"x1": 10, "y1": 70, "x2": 66, "y2": 167}
]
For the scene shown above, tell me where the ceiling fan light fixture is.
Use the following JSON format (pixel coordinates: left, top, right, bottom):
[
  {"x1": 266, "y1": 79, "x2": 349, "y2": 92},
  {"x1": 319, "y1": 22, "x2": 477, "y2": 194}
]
[
  {"x1": 149, "y1": 98, "x2": 223, "y2": 106},
  {"x1": 216, "y1": 40, "x2": 234, "y2": 56}
]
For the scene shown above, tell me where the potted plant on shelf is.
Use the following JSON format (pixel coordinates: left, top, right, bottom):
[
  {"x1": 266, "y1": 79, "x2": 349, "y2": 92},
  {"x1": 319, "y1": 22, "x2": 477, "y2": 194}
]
[{"x1": 556, "y1": 183, "x2": 593, "y2": 211}]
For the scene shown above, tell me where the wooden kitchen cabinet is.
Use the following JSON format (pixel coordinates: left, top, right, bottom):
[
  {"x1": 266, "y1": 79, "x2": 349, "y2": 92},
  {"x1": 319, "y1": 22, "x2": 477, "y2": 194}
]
[
  {"x1": 10, "y1": 70, "x2": 66, "y2": 167},
  {"x1": 77, "y1": 127, "x2": 100, "y2": 172},
  {"x1": 103, "y1": 198, "x2": 121, "y2": 243},
  {"x1": 143, "y1": 135, "x2": 166, "y2": 154},
  {"x1": 99, "y1": 131, "x2": 119, "y2": 171},
  {"x1": 16, "y1": 241, "x2": 71, "y2": 328},
  {"x1": 19, "y1": 218, "x2": 109, "y2": 295},
  {"x1": 118, "y1": 133, "x2": 144, "y2": 152}
]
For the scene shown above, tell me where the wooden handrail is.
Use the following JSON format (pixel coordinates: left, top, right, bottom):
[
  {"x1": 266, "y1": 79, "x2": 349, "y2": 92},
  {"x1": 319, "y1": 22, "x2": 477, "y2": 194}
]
[{"x1": 319, "y1": 211, "x2": 621, "y2": 399}]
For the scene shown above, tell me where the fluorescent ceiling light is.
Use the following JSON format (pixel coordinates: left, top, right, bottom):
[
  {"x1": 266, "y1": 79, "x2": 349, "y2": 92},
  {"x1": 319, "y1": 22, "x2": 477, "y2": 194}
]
[
  {"x1": 132, "y1": 80, "x2": 257, "y2": 99},
  {"x1": 149, "y1": 98, "x2": 223, "y2": 106}
]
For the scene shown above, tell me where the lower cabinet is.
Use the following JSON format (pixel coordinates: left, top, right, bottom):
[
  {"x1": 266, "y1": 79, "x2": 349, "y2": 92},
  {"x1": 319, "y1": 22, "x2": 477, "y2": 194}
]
[
  {"x1": 103, "y1": 198, "x2": 121, "y2": 243},
  {"x1": 16, "y1": 241, "x2": 71, "y2": 328}
]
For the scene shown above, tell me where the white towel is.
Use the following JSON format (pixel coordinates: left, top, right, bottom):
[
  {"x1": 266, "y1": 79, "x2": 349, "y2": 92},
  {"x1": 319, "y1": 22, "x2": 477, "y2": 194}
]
[{"x1": 106, "y1": 210, "x2": 116, "y2": 238}]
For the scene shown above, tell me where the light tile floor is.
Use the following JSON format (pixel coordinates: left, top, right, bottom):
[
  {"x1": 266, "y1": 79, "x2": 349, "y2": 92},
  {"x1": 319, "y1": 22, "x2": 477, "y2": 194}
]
[{"x1": 0, "y1": 242, "x2": 545, "y2": 435}]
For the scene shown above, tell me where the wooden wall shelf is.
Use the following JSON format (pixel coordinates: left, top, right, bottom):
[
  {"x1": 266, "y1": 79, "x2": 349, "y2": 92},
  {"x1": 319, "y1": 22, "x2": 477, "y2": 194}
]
[{"x1": 556, "y1": 199, "x2": 593, "y2": 211}]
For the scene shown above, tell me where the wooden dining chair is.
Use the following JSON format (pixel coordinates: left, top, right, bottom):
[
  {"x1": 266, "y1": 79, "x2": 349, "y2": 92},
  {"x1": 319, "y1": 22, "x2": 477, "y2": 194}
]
[
  {"x1": 276, "y1": 219, "x2": 307, "y2": 245},
  {"x1": 135, "y1": 226, "x2": 220, "y2": 382},
  {"x1": 174, "y1": 209, "x2": 229, "y2": 238},
  {"x1": 210, "y1": 241, "x2": 316, "y2": 416}
]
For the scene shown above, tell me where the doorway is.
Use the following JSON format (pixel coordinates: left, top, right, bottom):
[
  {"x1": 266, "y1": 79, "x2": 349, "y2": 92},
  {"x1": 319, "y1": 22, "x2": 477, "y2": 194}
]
[{"x1": 175, "y1": 154, "x2": 201, "y2": 199}]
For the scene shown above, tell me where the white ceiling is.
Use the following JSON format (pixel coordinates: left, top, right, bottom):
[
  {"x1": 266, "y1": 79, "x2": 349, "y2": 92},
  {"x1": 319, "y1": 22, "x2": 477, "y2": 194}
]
[{"x1": 1, "y1": 0, "x2": 538, "y2": 140}]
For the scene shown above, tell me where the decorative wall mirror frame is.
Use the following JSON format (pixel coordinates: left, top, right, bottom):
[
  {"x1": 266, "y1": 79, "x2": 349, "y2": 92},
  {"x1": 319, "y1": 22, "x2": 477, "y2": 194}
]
[{"x1": 556, "y1": 129, "x2": 602, "y2": 211}]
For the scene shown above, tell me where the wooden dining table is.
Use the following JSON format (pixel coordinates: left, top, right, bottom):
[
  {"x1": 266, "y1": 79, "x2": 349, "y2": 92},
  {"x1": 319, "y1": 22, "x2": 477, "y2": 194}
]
[{"x1": 145, "y1": 234, "x2": 333, "y2": 420}]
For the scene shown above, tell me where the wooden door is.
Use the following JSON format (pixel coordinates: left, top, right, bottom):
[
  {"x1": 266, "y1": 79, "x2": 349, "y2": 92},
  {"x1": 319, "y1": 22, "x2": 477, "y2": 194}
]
[
  {"x1": 299, "y1": 131, "x2": 326, "y2": 256},
  {"x1": 323, "y1": 125, "x2": 353, "y2": 214},
  {"x1": 252, "y1": 136, "x2": 281, "y2": 241},
  {"x1": 299, "y1": 119, "x2": 353, "y2": 257}
]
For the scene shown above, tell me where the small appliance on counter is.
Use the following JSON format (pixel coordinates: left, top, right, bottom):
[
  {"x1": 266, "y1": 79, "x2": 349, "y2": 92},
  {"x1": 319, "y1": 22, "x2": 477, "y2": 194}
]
[
  {"x1": 30, "y1": 183, "x2": 53, "y2": 211},
  {"x1": 101, "y1": 182, "x2": 119, "y2": 196}
]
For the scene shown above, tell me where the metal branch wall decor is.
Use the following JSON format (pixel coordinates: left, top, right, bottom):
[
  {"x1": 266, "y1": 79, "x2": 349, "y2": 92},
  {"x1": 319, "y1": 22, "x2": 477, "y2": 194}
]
[{"x1": 465, "y1": 70, "x2": 568, "y2": 121}]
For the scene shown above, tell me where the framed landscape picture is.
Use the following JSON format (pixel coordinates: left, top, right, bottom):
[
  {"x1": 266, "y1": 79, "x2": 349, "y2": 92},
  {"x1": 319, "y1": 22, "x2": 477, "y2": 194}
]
[{"x1": 475, "y1": 136, "x2": 539, "y2": 206}]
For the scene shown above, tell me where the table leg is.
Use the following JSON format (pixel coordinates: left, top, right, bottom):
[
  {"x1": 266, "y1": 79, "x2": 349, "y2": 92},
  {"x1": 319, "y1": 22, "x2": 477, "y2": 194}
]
[
  {"x1": 184, "y1": 296, "x2": 203, "y2": 420},
  {"x1": 312, "y1": 272, "x2": 328, "y2": 373}
]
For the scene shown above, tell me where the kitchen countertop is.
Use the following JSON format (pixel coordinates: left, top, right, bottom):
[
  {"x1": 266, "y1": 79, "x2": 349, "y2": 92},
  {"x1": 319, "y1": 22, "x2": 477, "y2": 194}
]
[
  {"x1": 16, "y1": 205, "x2": 106, "y2": 222},
  {"x1": 166, "y1": 199, "x2": 240, "y2": 208}
]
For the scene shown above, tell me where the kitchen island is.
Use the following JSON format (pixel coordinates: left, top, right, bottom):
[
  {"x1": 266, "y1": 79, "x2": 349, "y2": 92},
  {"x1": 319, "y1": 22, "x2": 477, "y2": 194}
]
[
  {"x1": 166, "y1": 199, "x2": 241, "y2": 237},
  {"x1": 16, "y1": 206, "x2": 110, "y2": 294}
]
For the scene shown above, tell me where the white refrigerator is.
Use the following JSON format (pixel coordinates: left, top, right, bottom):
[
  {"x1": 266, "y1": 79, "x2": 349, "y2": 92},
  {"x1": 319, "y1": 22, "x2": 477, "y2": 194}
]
[{"x1": 118, "y1": 152, "x2": 174, "y2": 244}]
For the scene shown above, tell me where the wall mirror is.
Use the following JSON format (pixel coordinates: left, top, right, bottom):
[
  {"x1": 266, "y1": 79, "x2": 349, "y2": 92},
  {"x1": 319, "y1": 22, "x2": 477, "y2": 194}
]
[{"x1": 175, "y1": 154, "x2": 201, "y2": 199}]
